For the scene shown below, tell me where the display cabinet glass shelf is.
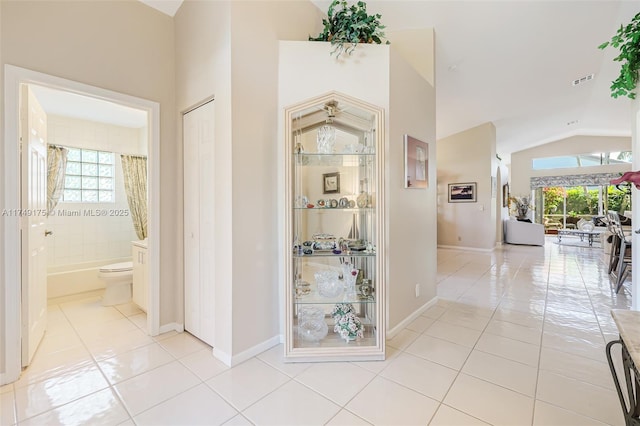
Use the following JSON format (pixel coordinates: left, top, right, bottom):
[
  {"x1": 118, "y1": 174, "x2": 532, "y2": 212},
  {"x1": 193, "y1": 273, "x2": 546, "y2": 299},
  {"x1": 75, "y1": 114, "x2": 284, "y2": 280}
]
[{"x1": 284, "y1": 92, "x2": 385, "y2": 362}]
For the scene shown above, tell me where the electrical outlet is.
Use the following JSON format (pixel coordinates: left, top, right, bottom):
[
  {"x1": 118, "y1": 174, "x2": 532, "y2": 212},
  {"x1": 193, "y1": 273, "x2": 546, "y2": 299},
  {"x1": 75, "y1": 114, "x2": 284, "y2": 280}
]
[{"x1": 415, "y1": 283, "x2": 420, "y2": 298}]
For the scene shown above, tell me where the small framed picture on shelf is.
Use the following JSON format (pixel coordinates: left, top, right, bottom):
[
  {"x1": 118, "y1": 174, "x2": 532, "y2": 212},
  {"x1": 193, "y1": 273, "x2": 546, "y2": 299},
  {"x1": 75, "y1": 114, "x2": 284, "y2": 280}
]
[
  {"x1": 502, "y1": 183, "x2": 509, "y2": 207},
  {"x1": 323, "y1": 172, "x2": 340, "y2": 194},
  {"x1": 448, "y1": 182, "x2": 477, "y2": 203}
]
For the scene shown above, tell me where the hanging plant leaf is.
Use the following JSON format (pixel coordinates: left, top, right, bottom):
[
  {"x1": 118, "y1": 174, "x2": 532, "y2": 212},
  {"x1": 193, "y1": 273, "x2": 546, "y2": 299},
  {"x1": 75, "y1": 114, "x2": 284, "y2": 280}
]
[
  {"x1": 599, "y1": 12, "x2": 640, "y2": 99},
  {"x1": 309, "y1": 0, "x2": 389, "y2": 57}
]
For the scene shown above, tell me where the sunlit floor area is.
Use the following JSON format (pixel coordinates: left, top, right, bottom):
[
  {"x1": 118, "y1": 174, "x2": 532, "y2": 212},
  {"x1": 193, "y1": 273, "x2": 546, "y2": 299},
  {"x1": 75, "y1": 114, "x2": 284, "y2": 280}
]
[{"x1": 0, "y1": 237, "x2": 631, "y2": 425}]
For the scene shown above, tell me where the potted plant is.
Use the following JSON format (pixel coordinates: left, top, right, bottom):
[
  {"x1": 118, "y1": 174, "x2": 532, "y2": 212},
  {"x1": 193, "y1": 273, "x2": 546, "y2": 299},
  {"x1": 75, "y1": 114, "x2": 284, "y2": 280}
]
[
  {"x1": 309, "y1": 0, "x2": 389, "y2": 57},
  {"x1": 599, "y1": 12, "x2": 640, "y2": 99}
]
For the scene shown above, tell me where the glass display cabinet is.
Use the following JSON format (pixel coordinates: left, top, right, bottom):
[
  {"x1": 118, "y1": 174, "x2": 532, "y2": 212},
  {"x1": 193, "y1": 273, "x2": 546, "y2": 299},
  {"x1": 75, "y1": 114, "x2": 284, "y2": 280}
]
[{"x1": 284, "y1": 92, "x2": 385, "y2": 362}]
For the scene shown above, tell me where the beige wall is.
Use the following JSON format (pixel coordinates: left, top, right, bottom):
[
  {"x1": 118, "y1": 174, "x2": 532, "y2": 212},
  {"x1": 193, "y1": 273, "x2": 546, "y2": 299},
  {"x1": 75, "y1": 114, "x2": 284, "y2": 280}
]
[
  {"x1": 437, "y1": 122, "x2": 497, "y2": 250},
  {"x1": 175, "y1": 1, "x2": 322, "y2": 361},
  {"x1": 510, "y1": 135, "x2": 632, "y2": 196},
  {"x1": 388, "y1": 46, "x2": 437, "y2": 329},
  {"x1": 1, "y1": 0, "x2": 176, "y2": 376}
]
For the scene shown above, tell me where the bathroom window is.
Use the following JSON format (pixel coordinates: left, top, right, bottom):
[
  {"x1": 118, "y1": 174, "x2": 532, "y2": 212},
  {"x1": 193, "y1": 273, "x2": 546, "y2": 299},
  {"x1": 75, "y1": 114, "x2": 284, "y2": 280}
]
[{"x1": 62, "y1": 148, "x2": 114, "y2": 203}]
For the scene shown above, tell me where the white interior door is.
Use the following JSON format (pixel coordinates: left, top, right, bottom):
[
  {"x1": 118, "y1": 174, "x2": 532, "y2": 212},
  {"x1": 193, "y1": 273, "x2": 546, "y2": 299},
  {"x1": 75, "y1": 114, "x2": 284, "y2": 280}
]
[
  {"x1": 183, "y1": 100, "x2": 215, "y2": 346},
  {"x1": 21, "y1": 85, "x2": 48, "y2": 366}
]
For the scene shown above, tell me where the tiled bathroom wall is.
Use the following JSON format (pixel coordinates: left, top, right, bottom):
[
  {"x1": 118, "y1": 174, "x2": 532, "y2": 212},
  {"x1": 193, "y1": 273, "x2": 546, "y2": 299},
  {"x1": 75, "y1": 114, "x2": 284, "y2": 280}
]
[{"x1": 46, "y1": 115, "x2": 146, "y2": 269}]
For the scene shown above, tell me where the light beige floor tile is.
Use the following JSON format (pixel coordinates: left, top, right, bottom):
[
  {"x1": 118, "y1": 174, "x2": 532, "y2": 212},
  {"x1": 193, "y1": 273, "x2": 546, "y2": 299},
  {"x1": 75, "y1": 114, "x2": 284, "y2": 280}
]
[
  {"x1": 438, "y1": 309, "x2": 492, "y2": 331},
  {"x1": 405, "y1": 334, "x2": 472, "y2": 370},
  {"x1": 157, "y1": 332, "x2": 210, "y2": 359},
  {"x1": 493, "y1": 307, "x2": 544, "y2": 329},
  {"x1": 295, "y1": 362, "x2": 375, "y2": 406},
  {"x1": 424, "y1": 320, "x2": 483, "y2": 348},
  {"x1": 539, "y1": 346, "x2": 614, "y2": 390},
  {"x1": 256, "y1": 343, "x2": 313, "y2": 377},
  {"x1": 179, "y1": 348, "x2": 230, "y2": 381},
  {"x1": 429, "y1": 404, "x2": 491, "y2": 425},
  {"x1": 326, "y1": 409, "x2": 372, "y2": 425},
  {"x1": 114, "y1": 360, "x2": 200, "y2": 416},
  {"x1": 346, "y1": 376, "x2": 439, "y2": 426},
  {"x1": 532, "y1": 400, "x2": 608, "y2": 426},
  {"x1": 114, "y1": 301, "x2": 144, "y2": 317},
  {"x1": 485, "y1": 318, "x2": 542, "y2": 345},
  {"x1": 475, "y1": 332, "x2": 540, "y2": 367},
  {"x1": 134, "y1": 383, "x2": 237, "y2": 426},
  {"x1": 536, "y1": 369, "x2": 623, "y2": 425},
  {"x1": 243, "y1": 380, "x2": 340, "y2": 426},
  {"x1": 380, "y1": 352, "x2": 457, "y2": 401},
  {"x1": 205, "y1": 358, "x2": 290, "y2": 411},
  {"x1": 13, "y1": 345, "x2": 94, "y2": 388},
  {"x1": 129, "y1": 313, "x2": 147, "y2": 330},
  {"x1": 444, "y1": 373, "x2": 534, "y2": 426},
  {"x1": 97, "y1": 342, "x2": 174, "y2": 385},
  {"x1": 20, "y1": 388, "x2": 129, "y2": 426},
  {"x1": 541, "y1": 331, "x2": 606, "y2": 362},
  {"x1": 222, "y1": 414, "x2": 253, "y2": 425},
  {"x1": 406, "y1": 315, "x2": 436, "y2": 333},
  {"x1": 1, "y1": 391, "x2": 16, "y2": 426},
  {"x1": 422, "y1": 305, "x2": 447, "y2": 320},
  {"x1": 14, "y1": 365, "x2": 109, "y2": 421},
  {"x1": 74, "y1": 316, "x2": 139, "y2": 340},
  {"x1": 351, "y1": 345, "x2": 400, "y2": 374},
  {"x1": 35, "y1": 329, "x2": 83, "y2": 356},
  {"x1": 117, "y1": 420, "x2": 136, "y2": 426},
  {"x1": 462, "y1": 350, "x2": 538, "y2": 396},
  {"x1": 386, "y1": 328, "x2": 420, "y2": 350},
  {"x1": 84, "y1": 328, "x2": 155, "y2": 361}
]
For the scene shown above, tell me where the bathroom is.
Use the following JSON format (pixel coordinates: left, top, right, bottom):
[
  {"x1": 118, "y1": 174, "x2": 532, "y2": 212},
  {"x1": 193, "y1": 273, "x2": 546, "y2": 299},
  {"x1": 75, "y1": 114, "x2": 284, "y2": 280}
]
[{"x1": 34, "y1": 85, "x2": 149, "y2": 312}]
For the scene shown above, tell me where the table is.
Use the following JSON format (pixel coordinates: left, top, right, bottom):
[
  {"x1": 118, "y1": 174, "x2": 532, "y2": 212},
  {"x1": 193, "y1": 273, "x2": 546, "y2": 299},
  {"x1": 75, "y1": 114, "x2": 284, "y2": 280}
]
[
  {"x1": 556, "y1": 228, "x2": 603, "y2": 247},
  {"x1": 608, "y1": 310, "x2": 640, "y2": 425}
]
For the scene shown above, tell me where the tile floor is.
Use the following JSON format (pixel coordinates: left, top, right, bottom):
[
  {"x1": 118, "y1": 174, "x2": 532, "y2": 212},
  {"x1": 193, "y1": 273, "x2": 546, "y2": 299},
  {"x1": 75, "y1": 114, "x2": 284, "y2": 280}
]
[{"x1": 0, "y1": 237, "x2": 632, "y2": 425}]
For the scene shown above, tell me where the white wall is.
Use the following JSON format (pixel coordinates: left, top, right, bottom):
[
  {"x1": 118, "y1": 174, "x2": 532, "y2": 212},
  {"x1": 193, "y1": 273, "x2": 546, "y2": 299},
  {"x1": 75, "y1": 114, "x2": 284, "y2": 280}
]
[
  {"x1": 175, "y1": 1, "x2": 323, "y2": 362},
  {"x1": 1, "y1": 0, "x2": 176, "y2": 379},
  {"x1": 46, "y1": 115, "x2": 142, "y2": 269},
  {"x1": 510, "y1": 135, "x2": 632, "y2": 195},
  {"x1": 437, "y1": 122, "x2": 497, "y2": 250}
]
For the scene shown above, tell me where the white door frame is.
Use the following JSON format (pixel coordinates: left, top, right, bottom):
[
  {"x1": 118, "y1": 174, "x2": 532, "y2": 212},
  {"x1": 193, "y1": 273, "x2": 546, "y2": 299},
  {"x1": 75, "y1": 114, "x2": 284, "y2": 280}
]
[{"x1": 2, "y1": 65, "x2": 161, "y2": 384}]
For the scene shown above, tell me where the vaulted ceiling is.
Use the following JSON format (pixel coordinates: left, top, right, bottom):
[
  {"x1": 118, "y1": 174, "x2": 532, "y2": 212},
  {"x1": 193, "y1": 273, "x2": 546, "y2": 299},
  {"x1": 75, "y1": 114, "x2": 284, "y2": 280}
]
[{"x1": 130, "y1": 1, "x2": 640, "y2": 158}]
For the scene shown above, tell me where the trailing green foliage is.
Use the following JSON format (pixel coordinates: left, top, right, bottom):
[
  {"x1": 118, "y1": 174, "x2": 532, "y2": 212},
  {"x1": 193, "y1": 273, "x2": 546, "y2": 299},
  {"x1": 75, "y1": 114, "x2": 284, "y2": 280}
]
[
  {"x1": 599, "y1": 12, "x2": 640, "y2": 99},
  {"x1": 309, "y1": 0, "x2": 389, "y2": 57}
]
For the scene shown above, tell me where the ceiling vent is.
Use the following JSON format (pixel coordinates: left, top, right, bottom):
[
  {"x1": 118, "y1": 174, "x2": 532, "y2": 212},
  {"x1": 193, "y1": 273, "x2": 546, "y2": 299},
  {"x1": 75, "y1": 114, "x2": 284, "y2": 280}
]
[{"x1": 572, "y1": 74, "x2": 595, "y2": 86}]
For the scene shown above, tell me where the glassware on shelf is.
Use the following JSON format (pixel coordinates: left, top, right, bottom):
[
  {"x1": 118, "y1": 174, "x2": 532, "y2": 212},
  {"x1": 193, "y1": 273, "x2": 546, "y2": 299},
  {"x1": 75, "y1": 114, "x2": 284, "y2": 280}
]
[
  {"x1": 316, "y1": 124, "x2": 336, "y2": 154},
  {"x1": 297, "y1": 306, "x2": 328, "y2": 342},
  {"x1": 315, "y1": 270, "x2": 343, "y2": 298}
]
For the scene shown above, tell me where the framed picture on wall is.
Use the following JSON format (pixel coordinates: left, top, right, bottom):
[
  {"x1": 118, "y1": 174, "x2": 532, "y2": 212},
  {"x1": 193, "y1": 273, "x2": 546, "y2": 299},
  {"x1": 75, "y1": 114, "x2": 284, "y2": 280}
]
[
  {"x1": 323, "y1": 172, "x2": 340, "y2": 194},
  {"x1": 502, "y1": 183, "x2": 510, "y2": 207},
  {"x1": 404, "y1": 135, "x2": 428, "y2": 189},
  {"x1": 448, "y1": 182, "x2": 477, "y2": 203}
]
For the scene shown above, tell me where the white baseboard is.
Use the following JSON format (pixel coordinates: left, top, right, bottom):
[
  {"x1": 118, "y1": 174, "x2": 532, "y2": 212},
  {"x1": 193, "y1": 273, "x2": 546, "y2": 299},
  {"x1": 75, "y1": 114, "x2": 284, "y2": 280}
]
[
  {"x1": 158, "y1": 322, "x2": 184, "y2": 335},
  {"x1": 213, "y1": 335, "x2": 281, "y2": 367},
  {"x1": 437, "y1": 244, "x2": 494, "y2": 252},
  {"x1": 387, "y1": 296, "x2": 439, "y2": 339}
]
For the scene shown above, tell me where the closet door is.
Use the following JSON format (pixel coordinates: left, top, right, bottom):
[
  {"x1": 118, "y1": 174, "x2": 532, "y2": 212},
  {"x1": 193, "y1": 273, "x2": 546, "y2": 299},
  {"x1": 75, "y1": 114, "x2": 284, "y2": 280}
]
[{"x1": 183, "y1": 100, "x2": 215, "y2": 346}]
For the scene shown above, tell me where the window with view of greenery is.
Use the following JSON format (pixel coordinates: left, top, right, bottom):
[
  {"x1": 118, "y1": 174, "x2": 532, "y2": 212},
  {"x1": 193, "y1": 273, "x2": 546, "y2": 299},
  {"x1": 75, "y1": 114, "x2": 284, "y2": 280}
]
[
  {"x1": 542, "y1": 185, "x2": 631, "y2": 217},
  {"x1": 62, "y1": 147, "x2": 114, "y2": 203}
]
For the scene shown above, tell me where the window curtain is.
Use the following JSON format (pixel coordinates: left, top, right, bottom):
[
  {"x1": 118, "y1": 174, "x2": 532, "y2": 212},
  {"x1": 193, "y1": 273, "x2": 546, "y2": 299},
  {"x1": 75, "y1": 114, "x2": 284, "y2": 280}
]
[
  {"x1": 47, "y1": 145, "x2": 68, "y2": 214},
  {"x1": 530, "y1": 172, "x2": 624, "y2": 189},
  {"x1": 120, "y1": 155, "x2": 148, "y2": 240}
]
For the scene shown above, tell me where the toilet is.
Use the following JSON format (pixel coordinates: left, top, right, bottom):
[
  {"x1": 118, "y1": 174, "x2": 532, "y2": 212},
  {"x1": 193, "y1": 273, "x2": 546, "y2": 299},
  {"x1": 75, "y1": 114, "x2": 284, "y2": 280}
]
[{"x1": 98, "y1": 261, "x2": 134, "y2": 306}]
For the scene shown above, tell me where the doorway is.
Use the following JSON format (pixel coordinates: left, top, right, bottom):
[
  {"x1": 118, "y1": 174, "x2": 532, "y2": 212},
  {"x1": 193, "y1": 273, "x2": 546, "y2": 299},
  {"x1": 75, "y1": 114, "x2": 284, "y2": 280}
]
[{"x1": 2, "y1": 65, "x2": 160, "y2": 385}]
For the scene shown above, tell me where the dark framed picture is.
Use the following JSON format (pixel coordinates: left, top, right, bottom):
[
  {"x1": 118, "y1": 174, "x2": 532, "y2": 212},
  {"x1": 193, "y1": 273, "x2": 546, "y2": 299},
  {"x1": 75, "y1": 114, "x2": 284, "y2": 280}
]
[
  {"x1": 502, "y1": 183, "x2": 510, "y2": 207},
  {"x1": 448, "y1": 182, "x2": 477, "y2": 203},
  {"x1": 323, "y1": 172, "x2": 340, "y2": 194},
  {"x1": 404, "y1": 135, "x2": 428, "y2": 189}
]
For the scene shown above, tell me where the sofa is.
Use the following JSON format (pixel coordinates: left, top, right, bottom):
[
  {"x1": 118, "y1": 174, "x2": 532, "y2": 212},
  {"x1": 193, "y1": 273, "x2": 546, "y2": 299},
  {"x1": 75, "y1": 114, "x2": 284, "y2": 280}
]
[{"x1": 504, "y1": 219, "x2": 545, "y2": 246}]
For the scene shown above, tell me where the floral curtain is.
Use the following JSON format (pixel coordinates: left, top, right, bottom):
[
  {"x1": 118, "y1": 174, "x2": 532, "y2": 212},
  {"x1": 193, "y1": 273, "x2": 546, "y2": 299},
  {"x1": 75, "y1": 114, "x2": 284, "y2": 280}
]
[
  {"x1": 47, "y1": 145, "x2": 68, "y2": 214},
  {"x1": 120, "y1": 155, "x2": 148, "y2": 240},
  {"x1": 530, "y1": 173, "x2": 624, "y2": 189}
]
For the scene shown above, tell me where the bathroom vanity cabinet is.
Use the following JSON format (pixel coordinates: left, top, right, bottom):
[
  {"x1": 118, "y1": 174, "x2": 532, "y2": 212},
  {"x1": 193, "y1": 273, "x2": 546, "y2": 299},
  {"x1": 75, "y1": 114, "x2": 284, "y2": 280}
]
[
  {"x1": 284, "y1": 92, "x2": 385, "y2": 362},
  {"x1": 132, "y1": 240, "x2": 148, "y2": 312}
]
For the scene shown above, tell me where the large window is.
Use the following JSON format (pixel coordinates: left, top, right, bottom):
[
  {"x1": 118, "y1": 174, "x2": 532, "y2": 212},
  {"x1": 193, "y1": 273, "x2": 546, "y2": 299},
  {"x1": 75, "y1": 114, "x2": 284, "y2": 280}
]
[
  {"x1": 532, "y1": 151, "x2": 632, "y2": 170},
  {"x1": 62, "y1": 147, "x2": 114, "y2": 203}
]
